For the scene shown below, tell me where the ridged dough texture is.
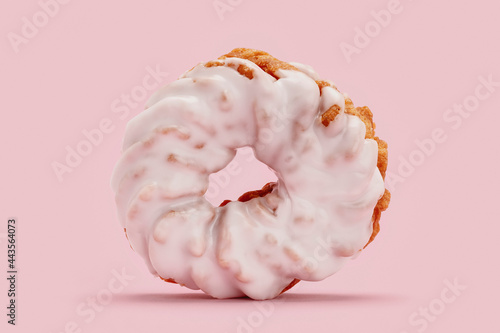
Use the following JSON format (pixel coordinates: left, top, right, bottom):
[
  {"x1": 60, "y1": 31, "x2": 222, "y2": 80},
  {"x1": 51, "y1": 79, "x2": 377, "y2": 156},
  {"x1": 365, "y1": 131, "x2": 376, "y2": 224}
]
[{"x1": 111, "y1": 48, "x2": 390, "y2": 299}]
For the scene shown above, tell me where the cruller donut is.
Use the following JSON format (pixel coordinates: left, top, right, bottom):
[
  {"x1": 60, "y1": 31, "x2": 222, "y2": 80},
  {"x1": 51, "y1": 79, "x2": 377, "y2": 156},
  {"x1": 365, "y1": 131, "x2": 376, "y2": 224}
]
[{"x1": 111, "y1": 48, "x2": 390, "y2": 300}]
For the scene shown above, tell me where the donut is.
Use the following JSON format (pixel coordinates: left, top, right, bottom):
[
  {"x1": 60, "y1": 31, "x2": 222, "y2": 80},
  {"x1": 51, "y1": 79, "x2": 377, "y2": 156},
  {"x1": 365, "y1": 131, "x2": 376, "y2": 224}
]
[{"x1": 111, "y1": 48, "x2": 390, "y2": 300}]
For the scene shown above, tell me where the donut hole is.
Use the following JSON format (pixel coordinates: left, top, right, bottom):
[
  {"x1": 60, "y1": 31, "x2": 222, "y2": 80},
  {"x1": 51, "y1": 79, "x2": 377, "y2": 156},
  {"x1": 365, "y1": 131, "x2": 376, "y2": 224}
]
[{"x1": 204, "y1": 147, "x2": 277, "y2": 207}]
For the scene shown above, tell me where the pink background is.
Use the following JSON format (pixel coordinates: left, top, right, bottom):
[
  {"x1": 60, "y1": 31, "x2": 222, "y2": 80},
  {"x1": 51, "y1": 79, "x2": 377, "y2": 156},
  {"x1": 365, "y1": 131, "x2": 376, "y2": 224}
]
[{"x1": 1, "y1": 0, "x2": 499, "y2": 332}]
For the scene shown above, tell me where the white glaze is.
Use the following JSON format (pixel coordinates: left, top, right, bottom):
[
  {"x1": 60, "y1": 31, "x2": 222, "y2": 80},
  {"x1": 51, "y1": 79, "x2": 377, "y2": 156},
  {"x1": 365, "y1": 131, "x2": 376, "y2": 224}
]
[{"x1": 111, "y1": 57, "x2": 385, "y2": 300}]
